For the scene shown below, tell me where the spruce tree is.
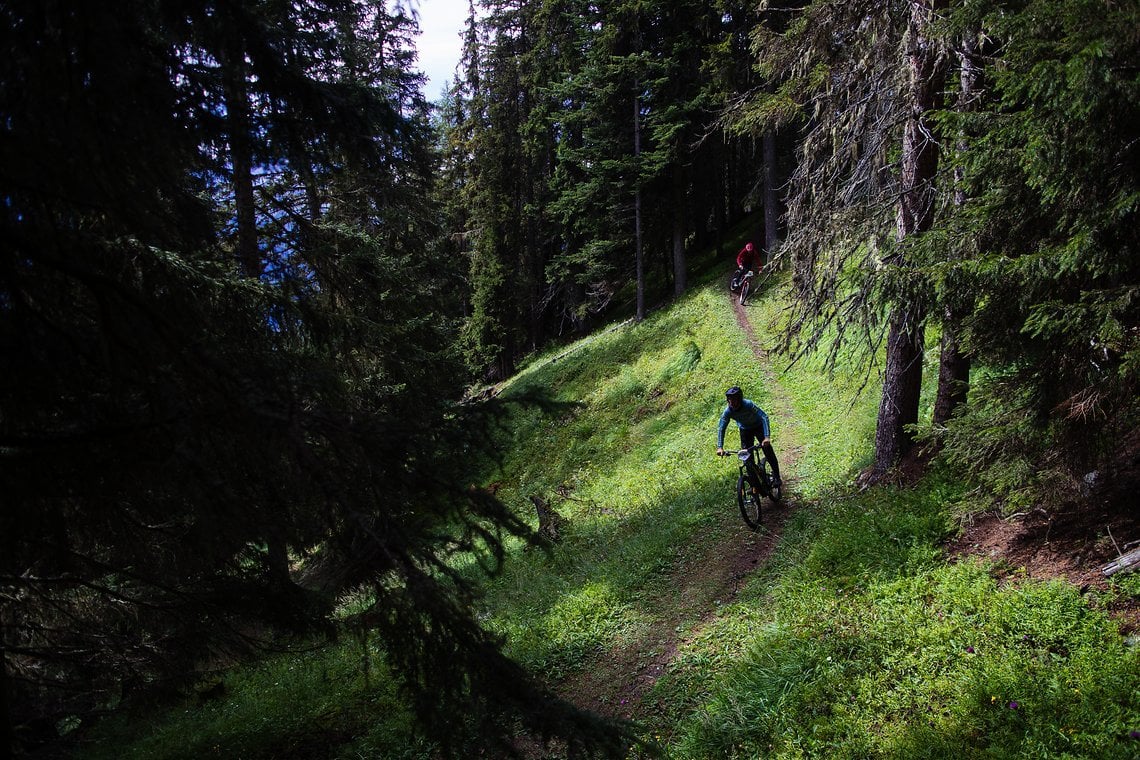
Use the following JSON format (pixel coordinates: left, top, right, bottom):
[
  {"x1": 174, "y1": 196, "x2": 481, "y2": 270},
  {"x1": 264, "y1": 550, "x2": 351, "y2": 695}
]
[
  {"x1": 935, "y1": 0, "x2": 1140, "y2": 483},
  {"x1": 0, "y1": 1, "x2": 634, "y2": 754}
]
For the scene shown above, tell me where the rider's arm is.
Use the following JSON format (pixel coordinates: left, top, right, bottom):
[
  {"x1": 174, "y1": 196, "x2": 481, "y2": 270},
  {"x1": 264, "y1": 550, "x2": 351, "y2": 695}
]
[
  {"x1": 758, "y1": 406, "x2": 770, "y2": 439},
  {"x1": 716, "y1": 408, "x2": 730, "y2": 449}
]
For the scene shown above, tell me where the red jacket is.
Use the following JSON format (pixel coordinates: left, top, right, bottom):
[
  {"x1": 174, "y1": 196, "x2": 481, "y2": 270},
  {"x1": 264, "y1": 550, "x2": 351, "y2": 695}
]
[{"x1": 736, "y1": 244, "x2": 759, "y2": 270}]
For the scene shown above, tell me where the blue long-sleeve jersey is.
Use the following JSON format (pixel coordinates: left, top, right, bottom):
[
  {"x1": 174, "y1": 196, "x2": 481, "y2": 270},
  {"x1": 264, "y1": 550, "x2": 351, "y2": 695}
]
[{"x1": 717, "y1": 399, "x2": 770, "y2": 448}]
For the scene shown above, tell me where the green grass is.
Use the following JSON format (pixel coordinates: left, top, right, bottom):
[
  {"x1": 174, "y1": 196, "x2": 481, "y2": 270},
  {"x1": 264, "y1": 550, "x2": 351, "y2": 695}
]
[
  {"x1": 668, "y1": 547, "x2": 1139, "y2": 759},
  {"x1": 473, "y1": 286, "x2": 760, "y2": 674},
  {"x1": 81, "y1": 261, "x2": 1140, "y2": 759},
  {"x1": 634, "y1": 281, "x2": 1140, "y2": 758},
  {"x1": 83, "y1": 643, "x2": 432, "y2": 760}
]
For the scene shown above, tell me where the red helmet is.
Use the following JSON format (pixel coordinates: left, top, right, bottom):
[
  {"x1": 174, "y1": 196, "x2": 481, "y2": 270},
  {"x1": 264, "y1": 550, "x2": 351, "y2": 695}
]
[{"x1": 745, "y1": 242, "x2": 754, "y2": 252}]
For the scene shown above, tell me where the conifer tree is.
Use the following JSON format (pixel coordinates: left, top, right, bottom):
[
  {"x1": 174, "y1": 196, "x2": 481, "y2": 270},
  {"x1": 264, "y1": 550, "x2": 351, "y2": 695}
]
[
  {"x1": 872, "y1": 0, "x2": 948, "y2": 475},
  {"x1": 935, "y1": 0, "x2": 1140, "y2": 483},
  {"x1": 458, "y1": 0, "x2": 533, "y2": 378},
  {"x1": 736, "y1": 0, "x2": 948, "y2": 475},
  {"x1": 0, "y1": 2, "x2": 634, "y2": 754}
]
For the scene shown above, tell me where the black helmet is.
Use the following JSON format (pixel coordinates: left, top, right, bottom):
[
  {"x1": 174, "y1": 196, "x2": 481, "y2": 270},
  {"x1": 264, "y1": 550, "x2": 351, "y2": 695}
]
[{"x1": 725, "y1": 386, "x2": 742, "y2": 400}]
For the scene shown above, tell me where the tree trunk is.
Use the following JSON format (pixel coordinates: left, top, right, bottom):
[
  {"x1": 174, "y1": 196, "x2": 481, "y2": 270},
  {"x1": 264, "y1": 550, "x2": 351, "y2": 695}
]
[
  {"x1": 225, "y1": 51, "x2": 298, "y2": 585},
  {"x1": 872, "y1": 0, "x2": 947, "y2": 476},
  {"x1": 526, "y1": 192, "x2": 544, "y2": 354},
  {"x1": 933, "y1": 33, "x2": 981, "y2": 426},
  {"x1": 672, "y1": 169, "x2": 687, "y2": 297},
  {"x1": 875, "y1": 307, "x2": 927, "y2": 472},
  {"x1": 223, "y1": 54, "x2": 260, "y2": 279},
  {"x1": 634, "y1": 91, "x2": 645, "y2": 321},
  {"x1": 763, "y1": 130, "x2": 779, "y2": 262},
  {"x1": 933, "y1": 309, "x2": 971, "y2": 426},
  {"x1": 714, "y1": 162, "x2": 727, "y2": 261},
  {"x1": 1103, "y1": 547, "x2": 1140, "y2": 577}
]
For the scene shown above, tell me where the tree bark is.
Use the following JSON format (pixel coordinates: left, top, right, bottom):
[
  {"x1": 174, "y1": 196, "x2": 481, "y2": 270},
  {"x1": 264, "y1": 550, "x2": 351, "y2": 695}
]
[
  {"x1": 1103, "y1": 547, "x2": 1140, "y2": 577},
  {"x1": 763, "y1": 130, "x2": 779, "y2": 262},
  {"x1": 873, "y1": 0, "x2": 947, "y2": 476},
  {"x1": 672, "y1": 169, "x2": 687, "y2": 297},
  {"x1": 223, "y1": 54, "x2": 260, "y2": 279},
  {"x1": 933, "y1": 33, "x2": 981, "y2": 426},
  {"x1": 933, "y1": 306, "x2": 971, "y2": 425},
  {"x1": 634, "y1": 91, "x2": 645, "y2": 321},
  {"x1": 875, "y1": 306, "x2": 927, "y2": 472}
]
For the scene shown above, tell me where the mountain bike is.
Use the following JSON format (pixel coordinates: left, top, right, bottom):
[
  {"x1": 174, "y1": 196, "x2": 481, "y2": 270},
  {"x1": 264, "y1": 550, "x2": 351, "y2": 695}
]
[
  {"x1": 719, "y1": 445, "x2": 781, "y2": 530},
  {"x1": 736, "y1": 269, "x2": 755, "y2": 306}
]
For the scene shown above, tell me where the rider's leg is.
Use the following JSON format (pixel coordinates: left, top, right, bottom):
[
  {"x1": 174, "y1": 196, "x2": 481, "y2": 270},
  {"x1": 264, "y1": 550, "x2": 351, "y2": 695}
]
[
  {"x1": 760, "y1": 441, "x2": 781, "y2": 485},
  {"x1": 741, "y1": 429, "x2": 762, "y2": 490}
]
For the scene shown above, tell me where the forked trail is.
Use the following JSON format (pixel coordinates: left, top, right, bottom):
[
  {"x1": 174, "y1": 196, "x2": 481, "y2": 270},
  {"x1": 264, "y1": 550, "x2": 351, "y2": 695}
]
[{"x1": 550, "y1": 292, "x2": 804, "y2": 725}]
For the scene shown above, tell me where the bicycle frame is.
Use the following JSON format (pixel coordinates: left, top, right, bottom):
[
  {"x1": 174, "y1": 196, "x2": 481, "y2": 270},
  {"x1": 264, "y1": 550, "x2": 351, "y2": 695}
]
[
  {"x1": 722, "y1": 446, "x2": 770, "y2": 495},
  {"x1": 735, "y1": 446, "x2": 769, "y2": 495},
  {"x1": 720, "y1": 445, "x2": 777, "y2": 531}
]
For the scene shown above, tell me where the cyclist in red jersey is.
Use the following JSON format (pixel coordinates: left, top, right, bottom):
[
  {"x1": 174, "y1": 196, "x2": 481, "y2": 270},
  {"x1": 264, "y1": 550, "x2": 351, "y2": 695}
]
[{"x1": 731, "y1": 242, "x2": 761, "y2": 290}]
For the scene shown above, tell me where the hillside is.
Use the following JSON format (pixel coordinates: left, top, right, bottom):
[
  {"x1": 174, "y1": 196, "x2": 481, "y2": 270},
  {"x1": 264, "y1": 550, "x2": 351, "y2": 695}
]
[
  {"x1": 474, "y1": 268, "x2": 1140, "y2": 757},
  {"x1": 82, "y1": 266, "x2": 1140, "y2": 759}
]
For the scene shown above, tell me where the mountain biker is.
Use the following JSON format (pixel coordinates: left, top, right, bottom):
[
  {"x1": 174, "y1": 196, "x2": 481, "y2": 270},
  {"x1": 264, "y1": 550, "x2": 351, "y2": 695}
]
[
  {"x1": 731, "y1": 242, "x2": 761, "y2": 290},
  {"x1": 716, "y1": 386, "x2": 781, "y2": 489}
]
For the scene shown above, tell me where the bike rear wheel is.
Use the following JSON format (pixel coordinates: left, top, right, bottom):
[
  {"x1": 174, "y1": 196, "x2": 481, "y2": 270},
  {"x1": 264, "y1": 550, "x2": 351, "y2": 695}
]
[{"x1": 736, "y1": 473, "x2": 763, "y2": 530}]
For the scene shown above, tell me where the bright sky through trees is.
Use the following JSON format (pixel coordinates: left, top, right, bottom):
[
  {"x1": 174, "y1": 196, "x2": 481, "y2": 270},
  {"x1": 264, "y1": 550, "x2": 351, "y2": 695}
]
[{"x1": 416, "y1": 0, "x2": 468, "y2": 98}]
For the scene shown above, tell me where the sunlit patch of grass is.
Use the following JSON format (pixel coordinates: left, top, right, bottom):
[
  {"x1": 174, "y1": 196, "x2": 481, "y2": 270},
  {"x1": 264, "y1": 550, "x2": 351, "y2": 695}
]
[
  {"x1": 739, "y1": 277, "x2": 880, "y2": 498},
  {"x1": 487, "y1": 580, "x2": 638, "y2": 679},
  {"x1": 664, "y1": 473, "x2": 1140, "y2": 759},
  {"x1": 467, "y1": 284, "x2": 775, "y2": 685}
]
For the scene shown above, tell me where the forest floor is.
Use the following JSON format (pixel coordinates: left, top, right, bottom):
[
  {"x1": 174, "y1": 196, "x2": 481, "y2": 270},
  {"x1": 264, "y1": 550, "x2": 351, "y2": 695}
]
[
  {"x1": 550, "y1": 291, "x2": 1140, "y2": 731},
  {"x1": 944, "y1": 438, "x2": 1140, "y2": 635}
]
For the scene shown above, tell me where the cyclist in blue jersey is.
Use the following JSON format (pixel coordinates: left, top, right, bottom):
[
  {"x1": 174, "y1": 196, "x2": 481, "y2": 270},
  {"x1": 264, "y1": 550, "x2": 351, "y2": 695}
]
[{"x1": 716, "y1": 386, "x2": 781, "y2": 487}]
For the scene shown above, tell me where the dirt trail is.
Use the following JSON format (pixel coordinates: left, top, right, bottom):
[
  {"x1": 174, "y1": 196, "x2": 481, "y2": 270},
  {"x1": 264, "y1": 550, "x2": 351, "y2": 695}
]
[
  {"x1": 550, "y1": 289, "x2": 1140, "y2": 736},
  {"x1": 551, "y1": 295, "x2": 802, "y2": 723}
]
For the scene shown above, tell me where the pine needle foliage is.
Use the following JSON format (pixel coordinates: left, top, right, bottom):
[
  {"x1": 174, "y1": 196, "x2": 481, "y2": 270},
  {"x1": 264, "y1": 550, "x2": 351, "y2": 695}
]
[
  {"x1": 934, "y1": 0, "x2": 1140, "y2": 487},
  {"x1": 0, "y1": 2, "x2": 633, "y2": 756}
]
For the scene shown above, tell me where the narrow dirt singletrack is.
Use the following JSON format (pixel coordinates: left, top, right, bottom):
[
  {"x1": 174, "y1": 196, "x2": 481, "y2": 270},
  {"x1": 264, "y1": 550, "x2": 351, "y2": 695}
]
[{"x1": 550, "y1": 288, "x2": 804, "y2": 726}]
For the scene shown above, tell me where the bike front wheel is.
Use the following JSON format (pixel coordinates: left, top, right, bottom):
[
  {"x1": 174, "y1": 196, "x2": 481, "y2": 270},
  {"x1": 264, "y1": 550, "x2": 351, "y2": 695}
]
[
  {"x1": 739, "y1": 278, "x2": 751, "y2": 305},
  {"x1": 736, "y1": 473, "x2": 763, "y2": 530}
]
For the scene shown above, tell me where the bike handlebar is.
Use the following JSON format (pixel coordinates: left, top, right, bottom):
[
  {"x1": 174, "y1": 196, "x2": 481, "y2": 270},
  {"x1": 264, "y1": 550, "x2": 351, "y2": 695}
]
[{"x1": 717, "y1": 446, "x2": 761, "y2": 457}]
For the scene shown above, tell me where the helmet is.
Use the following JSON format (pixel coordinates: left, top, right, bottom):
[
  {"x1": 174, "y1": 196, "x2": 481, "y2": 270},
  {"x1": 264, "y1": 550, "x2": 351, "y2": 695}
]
[
  {"x1": 745, "y1": 242, "x2": 754, "y2": 252},
  {"x1": 725, "y1": 386, "x2": 743, "y2": 400}
]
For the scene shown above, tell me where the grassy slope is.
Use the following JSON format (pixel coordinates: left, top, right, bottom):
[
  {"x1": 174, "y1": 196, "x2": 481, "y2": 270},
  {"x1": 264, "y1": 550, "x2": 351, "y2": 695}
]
[
  {"x1": 82, "y1": 264, "x2": 1140, "y2": 758},
  {"x1": 474, "y1": 269, "x2": 1140, "y2": 759}
]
